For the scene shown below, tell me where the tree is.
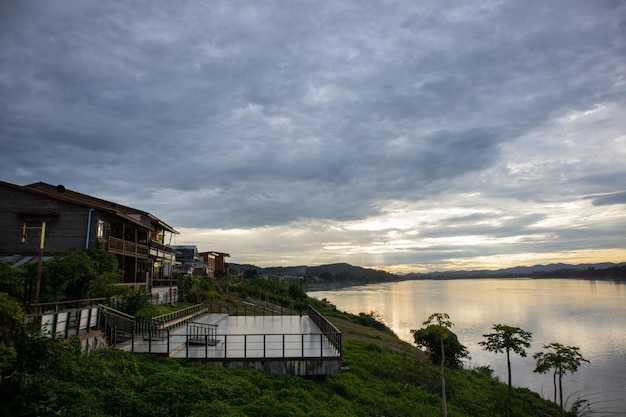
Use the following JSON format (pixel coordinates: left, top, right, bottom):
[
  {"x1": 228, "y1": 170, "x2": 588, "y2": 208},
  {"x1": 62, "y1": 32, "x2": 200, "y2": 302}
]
[
  {"x1": 41, "y1": 250, "x2": 96, "y2": 301},
  {"x1": 479, "y1": 324, "x2": 532, "y2": 416},
  {"x1": 534, "y1": 342, "x2": 589, "y2": 416},
  {"x1": 411, "y1": 313, "x2": 455, "y2": 417},
  {"x1": 412, "y1": 326, "x2": 469, "y2": 368},
  {"x1": 0, "y1": 292, "x2": 23, "y2": 377}
]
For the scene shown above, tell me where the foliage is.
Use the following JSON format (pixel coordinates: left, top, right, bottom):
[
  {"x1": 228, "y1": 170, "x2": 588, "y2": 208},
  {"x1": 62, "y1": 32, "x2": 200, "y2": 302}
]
[
  {"x1": 357, "y1": 311, "x2": 389, "y2": 332},
  {"x1": 0, "y1": 275, "x2": 564, "y2": 417},
  {"x1": 229, "y1": 278, "x2": 303, "y2": 310},
  {"x1": 0, "y1": 292, "x2": 23, "y2": 375},
  {"x1": 178, "y1": 274, "x2": 224, "y2": 304},
  {"x1": 411, "y1": 325, "x2": 469, "y2": 368},
  {"x1": 87, "y1": 271, "x2": 123, "y2": 300},
  {"x1": 0, "y1": 262, "x2": 29, "y2": 302},
  {"x1": 118, "y1": 289, "x2": 151, "y2": 315},
  {"x1": 1, "y1": 250, "x2": 121, "y2": 304},
  {"x1": 534, "y1": 343, "x2": 589, "y2": 416},
  {"x1": 0, "y1": 333, "x2": 560, "y2": 417},
  {"x1": 41, "y1": 250, "x2": 96, "y2": 301}
]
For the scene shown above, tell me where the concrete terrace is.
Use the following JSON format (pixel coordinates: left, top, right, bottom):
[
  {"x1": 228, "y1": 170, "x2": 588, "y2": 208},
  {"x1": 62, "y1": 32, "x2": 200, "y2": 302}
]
[{"x1": 112, "y1": 308, "x2": 342, "y2": 375}]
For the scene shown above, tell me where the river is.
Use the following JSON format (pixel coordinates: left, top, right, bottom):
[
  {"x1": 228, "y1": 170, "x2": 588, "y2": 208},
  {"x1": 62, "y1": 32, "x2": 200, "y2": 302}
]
[{"x1": 309, "y1": 278, "x2": 626, "y2": 416}]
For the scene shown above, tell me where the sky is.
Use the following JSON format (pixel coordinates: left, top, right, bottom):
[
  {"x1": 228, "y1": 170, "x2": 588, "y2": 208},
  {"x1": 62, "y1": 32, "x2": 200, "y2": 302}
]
[{"x1": 1, "y1": 1, "x2": 625, "y2": 273}]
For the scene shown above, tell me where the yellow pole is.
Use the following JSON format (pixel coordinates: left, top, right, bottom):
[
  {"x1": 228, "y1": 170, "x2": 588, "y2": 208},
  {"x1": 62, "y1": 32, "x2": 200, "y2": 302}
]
[{"x1": 34, "y1": 222, "x2": 46, "y2": 312}]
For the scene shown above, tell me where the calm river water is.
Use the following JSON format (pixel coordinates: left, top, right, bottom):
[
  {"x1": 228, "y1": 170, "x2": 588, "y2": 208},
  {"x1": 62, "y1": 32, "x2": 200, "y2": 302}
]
[{"x1": 309, "y1": 279, "x2": 626, "y2": 415}]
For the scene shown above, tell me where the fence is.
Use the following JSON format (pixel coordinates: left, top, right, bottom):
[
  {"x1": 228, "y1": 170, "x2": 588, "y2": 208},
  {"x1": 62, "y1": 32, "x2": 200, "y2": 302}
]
[
  {"x1": 24, "y1": 298, "x2": 105, "y2": 339},
  {"x1": 179, "y1": 330, "x2": 339, "y2": 360},
  {"x1": 100, "y1": 303, "x2": 341, "y2": 360},
  {"x1": 204, "y1": 300, "x2": 288, "y2": 316},
  {"x1": 99, "y1": 303, "x2": 206, "y2": 351},
  {"x1": 307, "y1": 305, "x2": 342, "y2": 353}
]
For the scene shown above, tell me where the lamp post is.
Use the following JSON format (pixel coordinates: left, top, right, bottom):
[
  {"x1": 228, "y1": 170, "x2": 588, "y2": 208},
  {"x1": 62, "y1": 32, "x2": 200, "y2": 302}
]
[{"x1": 20, "y1": 221, "x2": 46, "y2": 311}]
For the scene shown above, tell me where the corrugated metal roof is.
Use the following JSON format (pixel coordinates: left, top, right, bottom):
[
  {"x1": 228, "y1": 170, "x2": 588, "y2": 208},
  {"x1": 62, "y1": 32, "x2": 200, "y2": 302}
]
[{"x1": 1, "y1": 255, "x2": 54, "y2": 267}]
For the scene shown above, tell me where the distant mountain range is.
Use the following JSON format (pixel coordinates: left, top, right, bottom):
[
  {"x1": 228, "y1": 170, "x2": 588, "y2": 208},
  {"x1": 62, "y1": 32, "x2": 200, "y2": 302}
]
[
  {"x1": 230, "y1": 261, "x2": 626, "y2": 287},
  {"x1": 402, "y1": 262, "x2": 626, "y2": 280}
]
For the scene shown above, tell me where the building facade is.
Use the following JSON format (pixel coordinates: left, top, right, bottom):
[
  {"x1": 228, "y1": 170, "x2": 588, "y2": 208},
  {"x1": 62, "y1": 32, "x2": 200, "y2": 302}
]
[{"x1": 0, "y1": 180, "x2": 179, "y2": 302}]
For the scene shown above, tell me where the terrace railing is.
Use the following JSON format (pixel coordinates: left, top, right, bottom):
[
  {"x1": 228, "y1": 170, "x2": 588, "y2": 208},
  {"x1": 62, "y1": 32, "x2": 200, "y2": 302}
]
[
  {"x1": 101, "y1": 302, "x2": 341, "y2": 361},
  {"x1": 24, "y1": 298, "x2": 105, "y2": 339},
  {"x1": 204, "y1": 300, "x2": 288, "y2": 316},
  {"x1": 99, "y1": 304, "x2": 136, "y2": 347},
  {"x1": 179, "y1": 331, "x2": 339, "y2": 360},
  {"x1": 307, "y1": 305, "x2": 342, "y2": 354}
]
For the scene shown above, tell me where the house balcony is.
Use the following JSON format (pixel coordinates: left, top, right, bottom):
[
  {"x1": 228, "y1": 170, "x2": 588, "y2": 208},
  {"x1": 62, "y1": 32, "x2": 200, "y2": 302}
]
[
  {"x1": 108, "y1": 236, "x2": 149, "y2": 258},
  {"x1": 149, "y1": 240, "x2": 175, "y2": 260}
]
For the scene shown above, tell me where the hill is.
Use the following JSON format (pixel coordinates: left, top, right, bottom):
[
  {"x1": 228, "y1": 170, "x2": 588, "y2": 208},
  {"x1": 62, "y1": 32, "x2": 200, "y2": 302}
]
[
  {"x1": 404, "y1": 262, "x2": 626, "y2": 280},
  {"x1": 231, "y1": 261, "x2": 626, "y2": 288},
  {"x1": 231, "y1": 262, "x2": 401, "y2": 288},
  {"x1": 0, "y1": 292, "x2": 561, "y2": 417}
]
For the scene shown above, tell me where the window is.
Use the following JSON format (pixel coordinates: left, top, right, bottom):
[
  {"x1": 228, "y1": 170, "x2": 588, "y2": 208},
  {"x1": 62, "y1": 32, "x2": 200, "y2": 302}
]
[{"x1": 97, "y1": 219, "x2": 110, "y2": 238}]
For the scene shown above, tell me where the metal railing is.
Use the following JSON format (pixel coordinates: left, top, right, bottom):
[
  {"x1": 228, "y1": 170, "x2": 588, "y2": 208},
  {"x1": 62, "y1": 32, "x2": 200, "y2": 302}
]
[
  {"x1": 308, "y1": 305, "x2": 342, "y2": 354},
  {"x1": 25, "y1": 303, "x2": 102, "y2": 339},
  {"x1": 99, "y1": 304, "x2": 136, "y2": 347},
  {"x1": 100, "y1": 302, "x2": 341, "y2": 360},
  {"x1": 99, "y1": 303, "x2": 206, "y2": 350},
  {"x1": 180, "y1": 331, "x2": 339, "y2": 360},
  {"x1": 187, "y1": 322, "x2": 219, "y2": 346},
  {"x1": 27, "y1": 297, "x2": 106, "y2": 314},
  {"x1": 204, "y1": 300, "x2": 288, "y2": 316}
]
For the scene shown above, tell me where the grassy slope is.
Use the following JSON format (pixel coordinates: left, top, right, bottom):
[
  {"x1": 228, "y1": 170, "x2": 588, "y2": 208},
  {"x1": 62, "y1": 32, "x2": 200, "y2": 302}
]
[{"x1": 0, "y1": 298, "x2": 560, "y2": 417}]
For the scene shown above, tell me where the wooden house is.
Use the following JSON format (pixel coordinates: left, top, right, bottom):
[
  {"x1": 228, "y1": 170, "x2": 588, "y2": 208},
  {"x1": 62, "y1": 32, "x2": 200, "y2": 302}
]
[{"x1": 0, "y1": 180, "x2": 179, "y2": 302}]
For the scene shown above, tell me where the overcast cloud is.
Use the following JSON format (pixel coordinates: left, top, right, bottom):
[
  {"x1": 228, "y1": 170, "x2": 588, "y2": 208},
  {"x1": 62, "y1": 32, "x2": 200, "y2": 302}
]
[{"x1": 1, "y1": 1, "x2": 625, "y2": 272}]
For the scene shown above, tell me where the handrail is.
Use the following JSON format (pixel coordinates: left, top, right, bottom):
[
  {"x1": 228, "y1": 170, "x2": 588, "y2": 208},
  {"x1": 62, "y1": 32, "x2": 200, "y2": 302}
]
[
  {"x1": 98, "y1": 304, "x2": 136, "y2": 348},
  {"x1": 308, "y1": 305, "x2": 342, "y2": 354},
  {"x1": 149, "y1": 303, "x2": 204, "y2": 323},
  {"x1": 98, "y1": 304, "x2": 135, "y2": 320},
  {"x1": 24, "y1": 305, "x2": 100, "y2": 340},
  {"x1": 181, "y1": 331, "x2": 340, "y2": 359},
  {"x1": 29, "y1": 297, "x2": 106, "y2": 313},
  {"x1": 204, "y1": 301, "x2": 287, "y2": 316},
  {"x1": 102, "y1": 303, "x2": 342, "y2": 361}
]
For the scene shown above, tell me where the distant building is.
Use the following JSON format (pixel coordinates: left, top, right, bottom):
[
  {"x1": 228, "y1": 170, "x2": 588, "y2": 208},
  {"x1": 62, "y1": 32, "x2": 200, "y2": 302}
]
[
  {"x1": 0, "y1": 180, "x2": 179, "y2": 303},
  {"x1": 200, "y1": 251, "x2": 230, "y2": 277},
  {"x1": 171, "y1": 245, "x2": 209, "y2": 276}
]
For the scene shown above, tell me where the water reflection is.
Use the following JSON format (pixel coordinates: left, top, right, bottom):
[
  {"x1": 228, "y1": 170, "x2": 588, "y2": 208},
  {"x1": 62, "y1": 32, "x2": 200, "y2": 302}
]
[{"x1": 310, "y1": 279, "x2": 626, "y2": 415}]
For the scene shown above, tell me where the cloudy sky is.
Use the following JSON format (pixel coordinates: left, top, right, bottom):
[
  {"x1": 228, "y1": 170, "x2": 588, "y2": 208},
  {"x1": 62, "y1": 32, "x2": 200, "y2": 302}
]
[{"x1": 1, "y1": 1, "x2": 625, "y2": 272}]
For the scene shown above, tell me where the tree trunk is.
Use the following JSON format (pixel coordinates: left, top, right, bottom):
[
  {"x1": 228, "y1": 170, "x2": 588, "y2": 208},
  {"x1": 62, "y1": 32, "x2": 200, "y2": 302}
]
[
  {"x1": 441, "y1": 338, "x2": 447, "y2": 417},
  {"x1": 558, "y1": 368, "x2": 564, "y2": 417},
  {"x1": 506, "y1": 349, "x2": 512, "y2": 417},
  {"x1": 553, "y1": 371, "x2": 558, "y2": 415}
]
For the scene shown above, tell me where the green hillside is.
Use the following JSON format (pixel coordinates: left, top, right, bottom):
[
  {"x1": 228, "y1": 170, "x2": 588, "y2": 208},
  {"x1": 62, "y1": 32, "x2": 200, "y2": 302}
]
[{"x1": 0, "y1": 301, "x2": 562, "y2": 417}]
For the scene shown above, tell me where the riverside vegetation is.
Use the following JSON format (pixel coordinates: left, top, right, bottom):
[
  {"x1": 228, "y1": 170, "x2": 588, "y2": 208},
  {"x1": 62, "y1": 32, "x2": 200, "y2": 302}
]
[{"x1": 0, "y1": 251, "x2": 586, "y2": 416}]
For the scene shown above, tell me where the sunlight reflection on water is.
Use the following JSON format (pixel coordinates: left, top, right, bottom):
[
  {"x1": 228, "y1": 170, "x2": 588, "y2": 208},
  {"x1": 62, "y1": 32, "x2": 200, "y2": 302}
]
[{"x1": 310, "y1": 279, "x2": 626, "y2": 415}]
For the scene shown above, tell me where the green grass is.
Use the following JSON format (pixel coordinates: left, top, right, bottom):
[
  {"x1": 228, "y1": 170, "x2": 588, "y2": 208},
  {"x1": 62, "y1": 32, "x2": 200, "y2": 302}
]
[
  {"x1": 1, "y1": 325, "x2": 561, "y2": 417},
  {"x1": 0, "y1": 289, "x2": 563, "y2": 417}
]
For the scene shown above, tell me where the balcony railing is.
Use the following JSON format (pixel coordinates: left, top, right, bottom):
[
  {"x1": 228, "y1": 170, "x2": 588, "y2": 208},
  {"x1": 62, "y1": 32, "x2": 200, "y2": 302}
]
[
  {"x1": 108, "y1": 236, "x2": 149, "y2": 257},
  {"x1": 149, "y1": 240, "x2": 174, "y2": 258}
]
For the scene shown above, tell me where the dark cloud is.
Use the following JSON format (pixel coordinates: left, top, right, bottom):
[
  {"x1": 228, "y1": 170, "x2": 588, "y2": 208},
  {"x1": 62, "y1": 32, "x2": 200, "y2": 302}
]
[
  {"x1": 590, "y1": 191, "x2": 626, "y2": 206},
  {"x1": 1, "y1": 1, "x2": 625, "y2": 269}
]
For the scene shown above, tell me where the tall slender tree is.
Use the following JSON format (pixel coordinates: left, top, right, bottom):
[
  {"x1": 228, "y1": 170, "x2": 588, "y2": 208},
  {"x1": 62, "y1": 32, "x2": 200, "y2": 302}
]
[
  {"x1": 479, "y1": 324, "x2": 532, "y2": 416},
  {"x1": 534, "y1": 342, "x2": 589, "y2": 416},
  {"x1": 412, "y1": 313, "x2": 454, "y2": 417}
]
